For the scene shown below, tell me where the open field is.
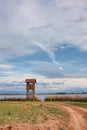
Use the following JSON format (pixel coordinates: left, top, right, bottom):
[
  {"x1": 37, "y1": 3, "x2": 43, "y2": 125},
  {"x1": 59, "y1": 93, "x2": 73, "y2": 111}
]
[
  {"x1": 0, "y1": 101, "x2": 69, "y2": 130},
  {"x1": 0, "y1": 101, "x2": 87, "y2": 130}
]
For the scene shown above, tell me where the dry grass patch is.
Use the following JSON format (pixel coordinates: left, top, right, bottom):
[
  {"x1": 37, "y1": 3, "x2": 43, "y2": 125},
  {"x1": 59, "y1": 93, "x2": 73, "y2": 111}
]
[
  {"x1": 44, "y1": 95, "x2": 87, "y2": 102},
  {"x1": 0, "y1": 101, "x2": 69, "y2": 129}
]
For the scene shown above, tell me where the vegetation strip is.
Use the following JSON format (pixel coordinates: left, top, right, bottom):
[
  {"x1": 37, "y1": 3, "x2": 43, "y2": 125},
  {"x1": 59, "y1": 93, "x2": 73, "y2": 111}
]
[{"x1": 44, "y1": 95, "x2": 87, "y2": 102}]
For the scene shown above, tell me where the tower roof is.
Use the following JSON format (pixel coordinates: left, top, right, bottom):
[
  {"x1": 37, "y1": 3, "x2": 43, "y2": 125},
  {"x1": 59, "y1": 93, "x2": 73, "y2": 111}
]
[{"x1": 25, "y1": 79, "x2": 36, "y2": 83}]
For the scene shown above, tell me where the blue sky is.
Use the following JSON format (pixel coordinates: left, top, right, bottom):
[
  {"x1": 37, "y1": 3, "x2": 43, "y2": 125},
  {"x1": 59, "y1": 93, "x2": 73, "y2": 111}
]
[{"x1": 0, "y1": 0, "x2": 87, "y2": 93}]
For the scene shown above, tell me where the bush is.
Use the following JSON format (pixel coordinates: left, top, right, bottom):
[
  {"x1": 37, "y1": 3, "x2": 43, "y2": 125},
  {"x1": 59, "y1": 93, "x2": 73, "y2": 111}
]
[{"x1": 0, "y1": 96, "x2": 41, "y2": 101}]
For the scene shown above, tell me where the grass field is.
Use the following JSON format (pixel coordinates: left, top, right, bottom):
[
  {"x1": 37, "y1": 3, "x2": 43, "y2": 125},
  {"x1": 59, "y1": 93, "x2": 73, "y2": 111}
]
[
  {"x1": 63, "y1": 101, "x2": 87, "y2": 108},
  {"x1": 0, "y1": 101, "x2": 69, "y2": 126}
]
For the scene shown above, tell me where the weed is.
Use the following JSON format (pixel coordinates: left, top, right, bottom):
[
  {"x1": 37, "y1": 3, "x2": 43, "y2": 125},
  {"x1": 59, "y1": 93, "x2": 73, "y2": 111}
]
[
  {"x1": 59, "y1": 128, "x2": 64, "y2": 130},
  {"x1": 7, "y1": 110, "x2": 12, "y2": 115},
  {"x1": 44, "y1": 95, "x2": 87, "y2": 102},
  {"x1": 31, "y1": 119, "x2": 37, "y2": 124},
  {"x1": 47, "y1": 106, "x2": 60, "y2": 115}
]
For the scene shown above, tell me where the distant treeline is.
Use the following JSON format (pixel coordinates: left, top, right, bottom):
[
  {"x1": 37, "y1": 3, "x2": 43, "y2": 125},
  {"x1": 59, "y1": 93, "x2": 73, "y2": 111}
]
[
  {"x1": 37, "y1": 92, "x2": 87, "y2": 95},
  {"x1": 0, "y1": 92, "x2": 87, "y2": 95}
]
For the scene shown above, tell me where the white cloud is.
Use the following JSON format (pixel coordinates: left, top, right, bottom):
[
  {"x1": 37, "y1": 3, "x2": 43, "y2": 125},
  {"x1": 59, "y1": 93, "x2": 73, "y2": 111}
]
[
  {"x1": 0, "y1": 75, "x2": 87, "y2": 93},
  {"x1": 0, "y1": 0, "x2": 87, "y2": 93},
  {"x1": 0, "y1": 64, "x2": 13, "y2": 69},
  {"x1": 0, "y1": 87, "x2": 3, "y2": 90},
  {"x1": 0, "y1": 0, "x2": 87, "y2": 59}
]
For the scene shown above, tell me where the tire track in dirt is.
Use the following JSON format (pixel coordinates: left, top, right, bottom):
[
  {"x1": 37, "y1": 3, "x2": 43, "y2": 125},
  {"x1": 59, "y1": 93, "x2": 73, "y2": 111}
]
[{"x1": 62, "y1": 105, "x2": 87, "y2": 130}]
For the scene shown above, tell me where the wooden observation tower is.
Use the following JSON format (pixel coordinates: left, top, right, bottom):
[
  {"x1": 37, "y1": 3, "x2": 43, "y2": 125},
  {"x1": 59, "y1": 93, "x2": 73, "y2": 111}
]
[{"x1": 25, "y1": 79, "x2": 36, "y2": 99}]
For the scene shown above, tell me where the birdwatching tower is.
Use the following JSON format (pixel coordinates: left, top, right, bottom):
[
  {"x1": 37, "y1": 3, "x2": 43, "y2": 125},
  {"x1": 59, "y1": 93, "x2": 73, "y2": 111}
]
[{"x1": 25, "y1": 79, "x2": 36, "y2": 99}]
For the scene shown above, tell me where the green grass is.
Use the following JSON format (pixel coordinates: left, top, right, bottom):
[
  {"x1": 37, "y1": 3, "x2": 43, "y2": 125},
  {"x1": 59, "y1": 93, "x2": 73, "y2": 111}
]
[
  {"x1": 64, "y1": 101, "x2": 87, "y2": 108},
  {"x1": 0, "y1": 101, "x2": 68, "y2": 126},
  {"x1": 59, "y1": 128, "x2": 64, "y2": 130},
  {"x1": 47, "y1": 106, "x2": 60, "y2": 115}
]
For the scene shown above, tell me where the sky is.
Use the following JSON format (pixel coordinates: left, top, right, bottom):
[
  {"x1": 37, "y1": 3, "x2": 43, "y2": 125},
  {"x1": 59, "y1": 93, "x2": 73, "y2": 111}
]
[{"x1": 0, "y1": 0, "x2": 87, "y2": 93}]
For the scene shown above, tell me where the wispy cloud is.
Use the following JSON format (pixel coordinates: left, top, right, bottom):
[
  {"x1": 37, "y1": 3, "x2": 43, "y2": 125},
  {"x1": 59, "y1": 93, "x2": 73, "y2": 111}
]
[{"x1": 0, "y1": 64, "x2": 13, "y2": 69}]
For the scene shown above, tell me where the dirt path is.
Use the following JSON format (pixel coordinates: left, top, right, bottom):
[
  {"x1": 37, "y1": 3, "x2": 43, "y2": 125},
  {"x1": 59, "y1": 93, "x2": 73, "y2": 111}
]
[
  {"x1": 61, "y1": 105, "x2": 87, "y2": 130},
  {"x1": 12, "y1": 104, "x2": 87, "y2": 130}
]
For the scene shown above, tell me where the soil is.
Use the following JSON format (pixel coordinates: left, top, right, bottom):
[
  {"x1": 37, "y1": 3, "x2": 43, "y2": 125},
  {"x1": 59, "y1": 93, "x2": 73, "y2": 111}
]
[
  {"x1": 0, "y1": 104, "x2": 87, "y2": 130},
  {"x1": 62, "y1": 105, "x2": 87, "y2": 130}
]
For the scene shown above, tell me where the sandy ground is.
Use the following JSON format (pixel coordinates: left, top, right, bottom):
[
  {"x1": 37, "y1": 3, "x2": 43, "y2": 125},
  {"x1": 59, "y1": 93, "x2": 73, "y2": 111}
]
[{"x1": 0, "y1": 104, "x2": 87, "y2": 130}]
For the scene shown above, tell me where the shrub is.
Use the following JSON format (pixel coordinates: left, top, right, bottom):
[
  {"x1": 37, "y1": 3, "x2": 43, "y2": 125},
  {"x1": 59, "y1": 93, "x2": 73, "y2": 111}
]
[{"x1": 0, "y1": 96, "x2": 41, "y2": 101}]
